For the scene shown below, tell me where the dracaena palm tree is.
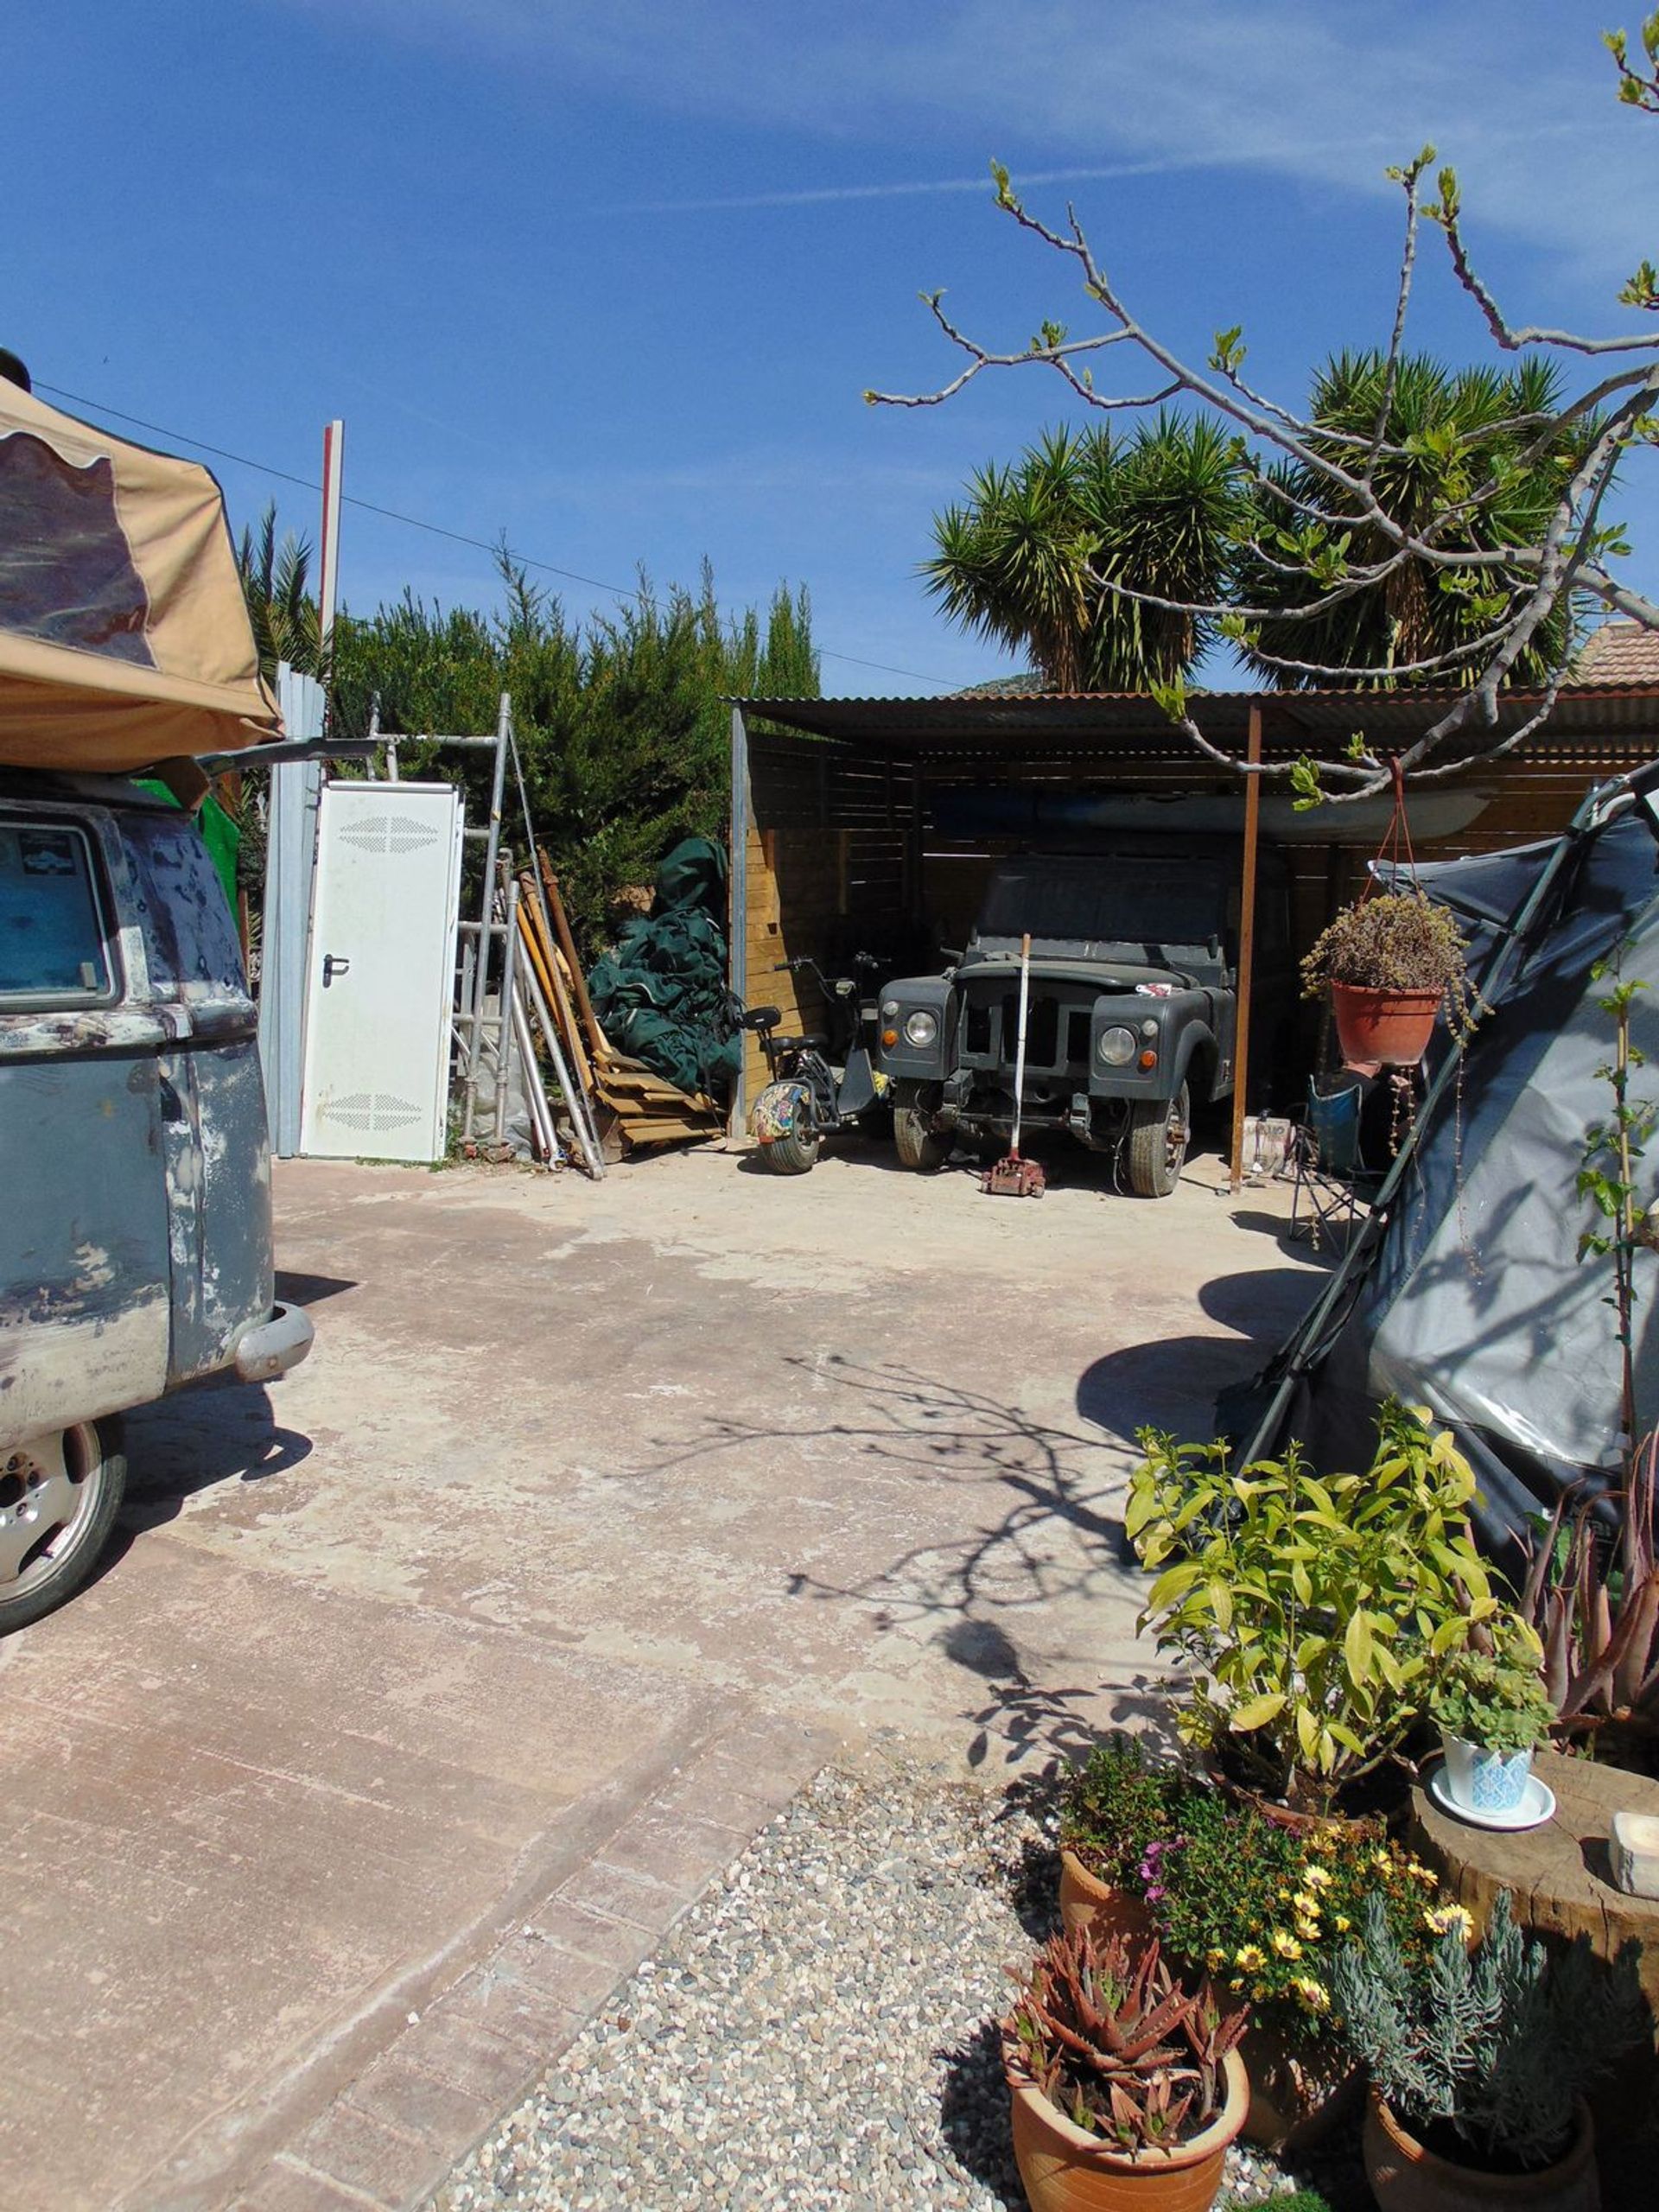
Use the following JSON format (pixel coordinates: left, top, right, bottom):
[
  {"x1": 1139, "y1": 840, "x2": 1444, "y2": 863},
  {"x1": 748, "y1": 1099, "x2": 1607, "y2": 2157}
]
[
  {"x1": 1236, "y1": 352, "x2": 1600, "y2": 689},
  {"x1": 924, "y1": 417, "x2": 1243, "y2": 691}
]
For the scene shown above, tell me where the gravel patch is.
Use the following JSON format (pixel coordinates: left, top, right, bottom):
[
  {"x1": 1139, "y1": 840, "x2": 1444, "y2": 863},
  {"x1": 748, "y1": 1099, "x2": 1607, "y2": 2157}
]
[{"x1": 435, "y1": 1762, "x2": 1347, "y2": 2211}]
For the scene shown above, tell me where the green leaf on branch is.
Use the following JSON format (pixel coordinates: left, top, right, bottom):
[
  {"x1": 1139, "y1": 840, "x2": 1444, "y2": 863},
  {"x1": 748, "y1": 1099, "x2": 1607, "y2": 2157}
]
[{"x1": 1289, "y1": 756, "x2": 1325, "y2": 811}]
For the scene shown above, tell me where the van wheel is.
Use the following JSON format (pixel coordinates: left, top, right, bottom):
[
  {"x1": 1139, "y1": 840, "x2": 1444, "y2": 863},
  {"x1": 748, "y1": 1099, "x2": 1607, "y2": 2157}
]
[
  {"x1": 0, "y1": 1418, "x2": 127, "y2": 1635},
  {"x1": 893, "y1": 1084, "x2": 951, "y2": 1172},
  {"x1": 1126, "y1": 1082, "x2": 1190, "y2": 1198}
]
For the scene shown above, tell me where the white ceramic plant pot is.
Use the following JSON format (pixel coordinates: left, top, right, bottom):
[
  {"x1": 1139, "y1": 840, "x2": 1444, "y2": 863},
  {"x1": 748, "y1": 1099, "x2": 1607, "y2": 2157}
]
[{"x1": 1440, "y1": 1732, "x2": 1534, "y2": 1816}]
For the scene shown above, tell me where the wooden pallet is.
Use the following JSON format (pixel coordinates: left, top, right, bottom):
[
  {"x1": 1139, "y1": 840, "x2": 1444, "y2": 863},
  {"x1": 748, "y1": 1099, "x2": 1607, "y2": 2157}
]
[{"x1": 516, "y1": 865, "x2": 724, "y2": 1154}]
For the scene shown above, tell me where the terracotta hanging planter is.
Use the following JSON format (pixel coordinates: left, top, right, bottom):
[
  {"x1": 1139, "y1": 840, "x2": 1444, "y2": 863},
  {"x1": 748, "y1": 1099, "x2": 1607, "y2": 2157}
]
[
  {"x1": 1009, "y1": 2052, "x2": 1249, "y2": 2212},
  {"x1": 1363, "y1": 2090, "x2": 1599, "y2": 2212},
  {"x1": 1331, "y1": 981, "x2": 1442, "y2": 1067},
  {"x1": 1058, "y1": 1849, "x2": 1155, "y2": 1948}
]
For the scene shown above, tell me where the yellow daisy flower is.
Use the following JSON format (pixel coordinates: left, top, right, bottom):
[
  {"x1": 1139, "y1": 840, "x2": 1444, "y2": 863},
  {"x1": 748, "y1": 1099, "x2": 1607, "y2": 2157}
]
[
  {"x1": 1427, "y1": 1903, "x2": 1476, "y2": 1941},
  {"x1": 1332, "y1": 1913, "x2": 1352, "y2": 1934},
  {"x1": 1269, "y1": 1929, "x2": 1303, "y2": 1961},
  {"x1": 1233, "y1": 1944, "x2": 1267, "y2": 1973},
  {"x1": 1290, "y1": 1975, "x2": 1331, "y2": 2014},
  {"x1": 1302, "y1": 1864, "x2": 1334, "y2": 1891}
]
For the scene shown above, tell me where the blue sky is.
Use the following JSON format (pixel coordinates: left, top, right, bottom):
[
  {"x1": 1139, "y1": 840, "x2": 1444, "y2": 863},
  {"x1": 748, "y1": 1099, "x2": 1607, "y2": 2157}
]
[{"x1": 10, "y1": 2, "x2": 1656, "y2": 694}]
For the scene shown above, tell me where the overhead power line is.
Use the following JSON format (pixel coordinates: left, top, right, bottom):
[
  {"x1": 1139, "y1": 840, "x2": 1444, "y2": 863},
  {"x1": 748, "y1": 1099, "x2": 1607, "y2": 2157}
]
[{"x1": 36, "y1": 381, "x2": 958, "y2": 690}]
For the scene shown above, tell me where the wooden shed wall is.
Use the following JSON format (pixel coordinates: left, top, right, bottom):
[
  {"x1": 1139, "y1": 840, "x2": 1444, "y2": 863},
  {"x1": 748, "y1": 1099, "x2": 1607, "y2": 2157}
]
[
  {"x1": 737, "y1": 715, "x2": 1659, "y2": 1113},
  {"x1": 739, "y1": 731, "x2": 920, "y2": 1099}
]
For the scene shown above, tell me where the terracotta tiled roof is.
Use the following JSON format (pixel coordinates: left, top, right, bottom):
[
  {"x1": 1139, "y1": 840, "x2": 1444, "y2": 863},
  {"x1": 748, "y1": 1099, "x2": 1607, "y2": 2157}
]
[{"x1": 1578, "y1": 622, "x2": 1659, "y2": 684}]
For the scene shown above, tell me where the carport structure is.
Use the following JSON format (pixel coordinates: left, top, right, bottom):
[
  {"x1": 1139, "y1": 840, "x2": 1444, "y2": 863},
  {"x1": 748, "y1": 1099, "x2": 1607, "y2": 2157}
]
[{"x1": 729, "y1": 683, "x2": 1659, "y2": 1179}]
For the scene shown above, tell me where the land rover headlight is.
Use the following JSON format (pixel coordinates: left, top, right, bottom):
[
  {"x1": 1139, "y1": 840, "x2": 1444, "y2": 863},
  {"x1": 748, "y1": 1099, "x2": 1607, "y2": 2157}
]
[
  {"x1": 881, "y1": 999, "x2": 899, "y2": 1019},
  {"x1": 903, "y1": 1008, "x2": 938, "y2": 1047},
  {"x1": 1097, "y1": 1025, "x2": 1136, "y2": 1066}
]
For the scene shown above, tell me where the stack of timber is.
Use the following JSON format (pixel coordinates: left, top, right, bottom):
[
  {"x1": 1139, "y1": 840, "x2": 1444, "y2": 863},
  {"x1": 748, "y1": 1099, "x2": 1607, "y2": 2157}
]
[{"x1": 516, "y1": 859, "x2": 725, "y2": 1155}]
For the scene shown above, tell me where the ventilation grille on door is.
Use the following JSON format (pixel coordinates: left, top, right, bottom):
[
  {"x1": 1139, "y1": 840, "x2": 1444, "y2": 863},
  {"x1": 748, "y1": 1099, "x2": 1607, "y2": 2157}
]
[
  {"x1": 336, "y1": 814, "x2": 442, "y2": 855},
  {"x1": 321, "y1": 1091, "x2": 424, "y2": 1135}
]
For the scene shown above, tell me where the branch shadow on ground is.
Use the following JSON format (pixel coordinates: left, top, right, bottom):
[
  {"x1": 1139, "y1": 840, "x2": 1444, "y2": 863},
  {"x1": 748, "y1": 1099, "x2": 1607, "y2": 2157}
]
[{"x1": 640, "y1": 1352, "x2": 1191, "y2": 1768}]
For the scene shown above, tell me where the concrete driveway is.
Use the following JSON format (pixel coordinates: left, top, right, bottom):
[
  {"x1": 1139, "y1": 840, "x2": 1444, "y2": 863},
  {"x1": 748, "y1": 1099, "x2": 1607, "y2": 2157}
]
[{"x1": 0, "y1": 1141, "x2": 1319, "y2": 2210}]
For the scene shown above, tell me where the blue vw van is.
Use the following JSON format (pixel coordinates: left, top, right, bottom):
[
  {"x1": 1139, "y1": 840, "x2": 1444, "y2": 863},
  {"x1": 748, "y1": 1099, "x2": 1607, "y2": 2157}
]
[{"x1": 0, "y1": 772, "x2": 311, "y2": 1630}]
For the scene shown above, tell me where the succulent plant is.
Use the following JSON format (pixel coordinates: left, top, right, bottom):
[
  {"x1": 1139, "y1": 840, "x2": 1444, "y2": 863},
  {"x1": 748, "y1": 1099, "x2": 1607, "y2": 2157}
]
[{"x1": 1002, "y1": 1927, "x2": 1249, "y2": 2152}]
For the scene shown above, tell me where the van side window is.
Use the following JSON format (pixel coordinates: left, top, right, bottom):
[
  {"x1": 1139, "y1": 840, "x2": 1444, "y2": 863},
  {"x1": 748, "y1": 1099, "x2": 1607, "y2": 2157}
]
[{"x1": 0, "y1": 821, "x2": 112, "y2": 1003}]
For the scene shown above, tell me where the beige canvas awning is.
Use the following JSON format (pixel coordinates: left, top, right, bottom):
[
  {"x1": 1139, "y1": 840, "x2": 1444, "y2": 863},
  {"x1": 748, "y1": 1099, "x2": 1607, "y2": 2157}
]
[{"x1": 0, "y1": 382, "x2": 280, "y2": 771}]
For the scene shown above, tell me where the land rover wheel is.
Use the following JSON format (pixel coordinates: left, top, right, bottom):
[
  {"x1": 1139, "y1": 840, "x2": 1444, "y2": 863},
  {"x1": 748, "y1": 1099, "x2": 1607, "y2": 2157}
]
[
  {"x1": 1126, "y1": 1080, "x2": 1190, "y2": 1198},
  {"x1": 893, "y1": 1084, "x2": 951, "y2": 1172},
  {"x1": 0, "y1": 1417, "x2": 127, "y2": 1635}
]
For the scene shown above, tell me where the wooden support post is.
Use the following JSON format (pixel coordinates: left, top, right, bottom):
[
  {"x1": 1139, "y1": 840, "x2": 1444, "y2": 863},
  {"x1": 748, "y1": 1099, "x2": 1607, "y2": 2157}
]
[
  {"x1": 1229, "y1": 702, "x2": 1264, "y2": 1194},
  {"x1": 729, "y1": 706, "x2": 750, "y2": 1135}
]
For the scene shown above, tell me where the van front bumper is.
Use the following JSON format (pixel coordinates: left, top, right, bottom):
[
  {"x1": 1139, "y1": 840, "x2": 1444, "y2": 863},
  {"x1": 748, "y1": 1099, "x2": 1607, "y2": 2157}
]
[{"x1": 233, "y1": 1301, "x2": 315, "y2": 1383}]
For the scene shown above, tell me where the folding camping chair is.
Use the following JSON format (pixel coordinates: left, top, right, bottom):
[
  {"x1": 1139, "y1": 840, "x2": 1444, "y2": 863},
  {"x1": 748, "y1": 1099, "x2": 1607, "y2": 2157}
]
[{"x1": 1287, "y1": 1076, "x2": 1368, "y2": 1250}]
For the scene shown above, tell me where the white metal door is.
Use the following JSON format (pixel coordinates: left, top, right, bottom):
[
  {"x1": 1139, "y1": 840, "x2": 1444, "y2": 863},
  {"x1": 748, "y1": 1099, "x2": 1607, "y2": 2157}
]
[{"x1": 299, "y1": 782, "x2": 463, "y2": 1162}]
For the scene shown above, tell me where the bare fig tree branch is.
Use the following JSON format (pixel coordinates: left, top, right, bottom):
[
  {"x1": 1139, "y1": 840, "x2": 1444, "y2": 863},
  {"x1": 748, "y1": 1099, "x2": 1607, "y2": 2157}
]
[{"x1": 867, "y1": 33, "x2": 1659, "y2": 804}]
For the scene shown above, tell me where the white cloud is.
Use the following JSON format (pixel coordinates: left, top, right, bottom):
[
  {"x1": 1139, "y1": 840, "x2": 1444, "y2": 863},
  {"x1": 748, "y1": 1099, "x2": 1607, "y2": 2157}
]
[{"x1": 273, "y1": 0, "x2": 1653, "y2": 276}]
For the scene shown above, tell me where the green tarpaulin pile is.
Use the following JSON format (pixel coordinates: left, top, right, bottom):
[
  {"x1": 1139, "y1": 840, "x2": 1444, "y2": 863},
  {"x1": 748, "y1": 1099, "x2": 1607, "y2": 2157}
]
[{"x1": 587, "y1": 837, "x2": 741, "y2": 1103}]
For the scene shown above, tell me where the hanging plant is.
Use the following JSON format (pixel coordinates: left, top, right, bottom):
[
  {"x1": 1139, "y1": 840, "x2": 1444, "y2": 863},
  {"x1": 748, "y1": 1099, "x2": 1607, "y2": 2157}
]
[{"x1": 1300, "y1": 891, "x2": 1471, "y2": 1065}]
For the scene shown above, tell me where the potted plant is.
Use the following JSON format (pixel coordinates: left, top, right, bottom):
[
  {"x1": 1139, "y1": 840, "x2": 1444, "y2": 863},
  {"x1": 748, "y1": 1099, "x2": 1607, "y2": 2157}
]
[
  {"x1": 1128, "y1": 1402, "x2": 1497, "y2": 1815},
  {"x1": 1429, "y1": 1637, "x2": 1556, "y2": 1820},
  {"x1": 1003, "y1": 1925, "x2": 1249, "y2": 2212},
  {"x1": 1300, "y1": 888, "x2": 1470, "y2": 1066},
  {"x1": 1058, "y1": 1735, "x2": 1185, "y2": 1947},
  {"x1": 1329, "y1": 1889, "x2": 1648, "y2": 2211},
  {"x1": 1143, "y1": 1786, "x2": 1441, "y2": 2152}
]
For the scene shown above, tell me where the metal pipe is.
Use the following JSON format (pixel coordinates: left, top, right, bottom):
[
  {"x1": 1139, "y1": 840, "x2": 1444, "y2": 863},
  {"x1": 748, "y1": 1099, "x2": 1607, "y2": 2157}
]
[
  {"x1": 461, "y1": 693, "x2": 512, "y2": 1141},
  {"x1": 512, "y1": 977, "x2": 559, "y2": 1161},
  {"x1": 495, "y1": 874, "x2": 520, "y2": 1143},
  {"x1": 1011, "y1": 931, "x2": 1031, "y2": 1158},
  {"x1": 506, "y1": 720, "x2": 607, "y2": 1178},
  {"x1": 520, "y1": 945, "x2": 607, "y2": 1179}
]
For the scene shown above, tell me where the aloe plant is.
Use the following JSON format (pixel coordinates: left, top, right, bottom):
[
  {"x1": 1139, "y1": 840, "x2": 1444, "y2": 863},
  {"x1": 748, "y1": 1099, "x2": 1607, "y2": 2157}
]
[
  {"x1": 1003, "y1": 1927, "x2": 1248, "y2": 2151},
  {"x1": 1521, "y1": 1429, "x2": 1659, "y2": 1738}
]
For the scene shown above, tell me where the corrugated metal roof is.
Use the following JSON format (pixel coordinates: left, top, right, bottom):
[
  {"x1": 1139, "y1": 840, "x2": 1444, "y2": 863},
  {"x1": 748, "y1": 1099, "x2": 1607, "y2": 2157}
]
[{"x1": 735, "y1": 683, "x2": 1659, "y2": 758}]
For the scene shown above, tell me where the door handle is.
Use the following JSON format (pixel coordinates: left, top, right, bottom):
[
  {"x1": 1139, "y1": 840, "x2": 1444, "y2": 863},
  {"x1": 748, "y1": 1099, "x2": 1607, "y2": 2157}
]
[{"x1": 322, "y1": 954, "x2": 352, "y2": 986}]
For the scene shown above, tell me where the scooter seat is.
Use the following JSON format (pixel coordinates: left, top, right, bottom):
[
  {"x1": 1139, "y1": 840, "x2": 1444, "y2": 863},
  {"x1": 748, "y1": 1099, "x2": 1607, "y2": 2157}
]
[{"x1": 771, "y1": 1033, "x2": 826, "y2": 1053}]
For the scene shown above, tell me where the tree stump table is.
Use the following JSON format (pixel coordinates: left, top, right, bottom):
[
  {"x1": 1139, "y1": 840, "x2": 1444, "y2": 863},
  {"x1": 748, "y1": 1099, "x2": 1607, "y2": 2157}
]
[
  {"x1": 1410, "y1": 1746, "x2": 1659, "y2": 2013},
  {"x1": 1412, "y1": 1746, "x2": 1659, "y2": 2202}
]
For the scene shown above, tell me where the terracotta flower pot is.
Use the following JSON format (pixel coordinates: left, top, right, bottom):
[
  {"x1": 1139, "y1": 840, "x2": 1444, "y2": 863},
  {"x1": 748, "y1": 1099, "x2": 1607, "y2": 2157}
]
[
  {"x1": 1010, "y1": 2052, "x2": 1249, "y2": 2212},
  {"x1": 1331, "y1": 981, "x2": 1441, "y2": 1067},
  {"x1": 1058, "y1": 1849, "x2": 1154, "y2": 1948},
  {"x1": 1238, "y1": 2016, "x2": 1363, "y2": 2154},
  {"x1": 1363, "y1": 2089, "x2": 1599, "y2": 2212}
]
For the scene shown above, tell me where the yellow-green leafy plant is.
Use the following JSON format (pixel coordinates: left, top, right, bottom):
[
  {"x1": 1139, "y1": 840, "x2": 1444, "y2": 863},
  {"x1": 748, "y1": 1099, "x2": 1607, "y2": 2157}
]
[{"x1": 1128, "y1": 1403, "x2": 1495, "y2": 1808}]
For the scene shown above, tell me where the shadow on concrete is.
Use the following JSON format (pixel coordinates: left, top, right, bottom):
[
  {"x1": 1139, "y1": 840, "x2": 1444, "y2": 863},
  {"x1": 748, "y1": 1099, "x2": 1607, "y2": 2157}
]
[
  {"x1": 643, "y1": 1352, "x2": 1169, "y2": 1767},
  {"x1": 119, "y1": 1377, "x2": 313, "y2": 1534},
  {"x1": 276, "y1": 1268, "x2": 359, "y2": 1308},
  {"x1": 1225, "y1": 1204, "x2": 1346, "y2": 1262},
  {"x1": 1073, "y1": 1268, "x2": 1319, "y2": 1449}
]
